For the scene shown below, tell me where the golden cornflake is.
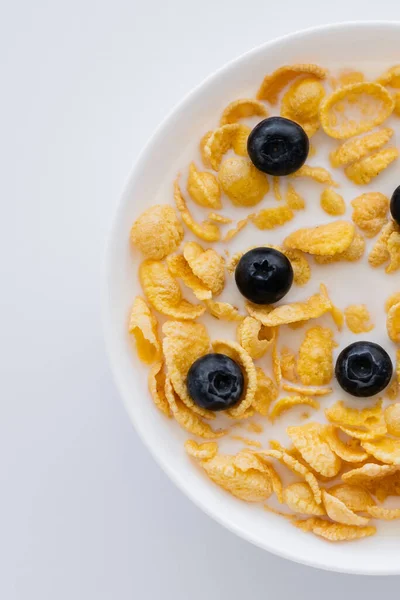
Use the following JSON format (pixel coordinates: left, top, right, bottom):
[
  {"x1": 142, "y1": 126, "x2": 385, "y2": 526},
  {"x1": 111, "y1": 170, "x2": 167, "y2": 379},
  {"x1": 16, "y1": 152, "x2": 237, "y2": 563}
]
[
  {"x1": 246, "y1": 284, "x2": 332, "y2": 327},
  {"x1": 140, "y1": 260, "x2": 205, "y2": 320},
  {"x1": 287, "y1": 422, "x2": 342, "y2": 478},
  {"x1": 187, "y1": 162, "x2": 221, "y2": 209},
  {"x1": 252, "y1": 367, "x2": 278, "y2": 416},
  {"x1": 218, "y1": 156, "x2": 269, "y2": 207},
  {"x1": 273, "y1": 176, "x2": 282, "y2": 201},
  {"x1": 283, "y1": 482, "x2": 325, "y2": 516},
  {"x1": 223, "y1": 217, "x2": 249, "y2": 242},
  {"x1": 386, "y1": 232, "x2": 400, "y2": 273},
  {"x1": 324, "y1": 426, "x2": 368, "y2": 463},
  {"x1": 361, "y1": 438, "x2": 400, "y2": 465},
  {"x1": 330, "y1": 128, "x2": 394, "y2": 167},
  {"x1": 167, "y1": 254, "x2": 212, "y2": 300},
  {"x1": 320, "y1": 188, "x2": 346, "y2": 216},
  {"x1": 337, "y1": 70, "x2": 365, "y2": 87},
  {"x1": 351, "y1": 192, "x2": 389, "y2": 238},
  {"x1": 282, "y1": 383, "x2": 332, "y2": 396},
  {"x1": 286, "y1": 184, "x2": 306, "y2": 210},
  {"x1": 269, "y1": 396, "x2": 320, "y2": 422},
  {"x1": 325, "y1": 399, "x2": 385, "y2": 431},
  {"x1": 199, "y1": 131, "x2": 213, "y2": 168},
  {"x1": 345, "y1": 147, "x2": 399, "y2": 185},
  {"x1": 320, "y1": 82, "x2": 395, "y2": 139},
  {"x1": 314, "y1": 232, "x2": 365, "y2": 264},
  {"x1": 291, "y1": 165, "x2": 338, "y2": 186},
  {"x1": 342, "y1": 463, "x2": 399, "y2": 486},
  {"x1": 148, "y1": 361, "x2": 171, "y2": 417},
  {"x1": 367, "y1": 506, "x2": 400, "y2": 520},
  {"x1": 128, "y1": 296, "x2": 161, "y2": 364},
  {"x1": 184, "y1": 439, "x2": 218, "y2": 460},
  {"x1": 328, "y1": 484, "x2": 374, "y2": 512},
  {"x1": 385, "y1": 292, "x2": 400, "y2": 313},
  {"x1": 344, "y1": 304, "x2": 374, "y2": 334},
  {"x1": 297, "y1": 326, "x2": 337, "y2": 386},
  {"x1": 130, "y1": 204, "x2": 184, "y2": 260},
  {"x1": 220, "y1": 98, "x2": 268, "y2": 125},
  {"x1": 204, "y1": 124, "x2": 251, "y2": 170},
  {"x1": 257, "y1": 63, "x2": 327, "y2": 104},
  {"x1": 280, "y1": 77, "x2": 325, "y2": 137},
  {"x1": 165, "y1": 378, "x2": 224, "y2": 438},
  {"x1": 284, "y1": 221, "x2": 355, "y2": 256},
  {"x1": 251, "y1": 206, "x2": 294, "y2": 230},
  {"x1": 207, "y1": 212, "x2": 232, "y2": 224},
  {"x1": 205, "y1": 299, "x2": 243, "y2": 322},
  {"x1": 280, "y1": 348, "x2": 297, "y2": 383},
  {"x1": 293, "y1": 517, "x2": 376, "y2": 541},
  {"x1": 322, "y1": 490, "x2": 370, "y2": 526},
  {"x1": 385, "y1": 403, "x2": 400, "y2": 437},
  {"x1": 174, "y1": 179, "x2": 221, "y2": 242},
  {"x1": 387, "y1": 302, "x2": 400, "y2": 343},
  {"x1": 369, "y1": 221, "x2": 399, "y2": 267},
  {"x1": 237, "y1": 317, "x2": 275, "y2": 359},
  {"x1": 183, "y1": 242, "x2": 225, "y2": 296},
  {"x1": 376, "y1": 65, "x2": 400, "y2": 88}
]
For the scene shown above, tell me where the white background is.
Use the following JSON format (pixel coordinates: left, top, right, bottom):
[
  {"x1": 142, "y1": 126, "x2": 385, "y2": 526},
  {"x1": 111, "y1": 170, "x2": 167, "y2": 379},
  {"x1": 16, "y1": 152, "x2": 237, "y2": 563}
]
[{"x1": 2, "y1": 2, "x2": 400, "y2": 598}]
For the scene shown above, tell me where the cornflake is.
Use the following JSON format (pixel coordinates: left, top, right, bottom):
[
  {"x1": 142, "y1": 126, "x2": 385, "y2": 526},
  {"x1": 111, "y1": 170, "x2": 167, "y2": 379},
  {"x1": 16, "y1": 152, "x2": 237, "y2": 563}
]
[
  {"x1": 324, "y1": 426, "x2": 368, "y2": 463},
  {"x1": 167, "y1": 254, "x2": 212, "y2": 300},
  {"x1": 293, "y1": 517, "x2": 376, "y2": 541},
  {"x1": 220, "y1": 98, "x2": 268, "y2": 125},
  {"x1": 174, "y1": 179, "x2": 221, "y2": 242},
  {"x1": 257, "y1": 63, "x2": 327, "y2": 104},
  {"x1": 252, "y1": 367, "x2": 278, "y2": 416},
  {"x1": 325, "y1": 399, "x2": 385, "y2": 431},
  {"x1": 314, "y1": 232, "x2": 365, "y2": 264},
  {"x1": 369, "y1": 221, "x2": 399, "y2": 267},
  {"x1": 385, "y1": 292, "x2": 400, "y2": 313},
  {"x1": 286, "y1": 184, "x2": 306, "y2": 210},
  {"x1": 140, "y1": 260, "x2": 205, "y2": 320},
  {"x1": 330, "y1": 128, "x2": 394, "y2": 167},
  {"x1": 320, "y1": 82, "x2": 395, "y2": 139},
  {"x1": 205, "y1": 300, "x2": 243, "y2": 322},
  {"x1": 187, "y1": 162, "x2": 221, "y2": 209},
  {"x1": 282, "y1": 383, "x2": 332, "y2": 397},
  {"x1": 130, "y1": 204, "x2": 183, "y2": 260},
  {"x1": 297, "y1": 326, "x2": 337, "y2": 386},
  {"x1": 283, "y1": 482, "x2": 325, "y2": 516},
  {"x1": 183, "y1": 242, "x2": 225, "y2": 296},
  {"x1": 287, "y1": 422, "x2": 342, "y2": 478},
  {"x1": 128, "y1": 296, "x2": 161, "y2": 364},
  {"x1": 351, "y1": 192, "x2": 389, "y2": 237},
  {"x1": 387, "y1": 302, "x2": 400, "y2": 343},
  {"x1": 246, "y1": 284, "x2": 332, "y2": 327},
  {"x1": 385, "y1": 403, "x2": 400, "y2": 437},
  {"x1": 184, "y1": 439, "x2": 218, "y2": 460},
  {"x1": 328, "y1": 484, "x2": 374, "y2": 512},
  {"x1": 237, "y1": 317, "x2": 275, "y2": 359},
  {"x1": 269, "y1": 396, "x2": 320, "y2": 422},
  {"x1": 386, "y1": 232, "x2": 400, "y2": 273},
  {"x1": 280, "y1": 348, "x2": 297, "y2": 382},
  {"x1": 219, "y1": 157, "x2": 269, "y2": 207},
  {"x1": 251, "y1": 206, "x2": 294, "y2": 230},
  {"x1": 322, "y1": 490, "x2": 370, "y2": 526},
  {"x1": 284, "y1": 221, "x2": 355, "y2": 256},
  {"x1": 320, "y1": 188, "x2": 345, "y2": 216},
  {"x1": 199, "y1": 131, "x2": 213, "y2": 168},
  {"x1": 273, "y1": 176, "x2": 282, "y2": 201},
  {"x1": 344, "y1": 304, "x2": 374, "y2": 334},
  {"x1": 280, "y1": 77, "x2": 325, "y2": 137},
  {"x1": 345, "y1": 148, "x2": 399, "y2": 185},
  {"x1": 291, "y1": 165, "x2": 338, "y2": 186},
  {"x1": 204, "y1": 124, "x2": 251, "y2": 170},
  {"x1": 148, "y1": 361, "x2": 170, "y2": 417},
  {"x1": 376, "y1": 65, "x2": 400, "y2": 88},
  {"x1": 361, "y1": 438, "x2": 400, "y2": 465},
  {"x1": 223, "y1": 217, "x2": 249, "y2": 242}
]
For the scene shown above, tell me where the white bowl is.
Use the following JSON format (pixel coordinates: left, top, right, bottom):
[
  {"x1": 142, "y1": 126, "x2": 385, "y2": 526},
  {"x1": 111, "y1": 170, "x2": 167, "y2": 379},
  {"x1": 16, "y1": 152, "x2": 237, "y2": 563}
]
[{"x1": 104, "y1": 22, "x2": 400, "y2": 575}]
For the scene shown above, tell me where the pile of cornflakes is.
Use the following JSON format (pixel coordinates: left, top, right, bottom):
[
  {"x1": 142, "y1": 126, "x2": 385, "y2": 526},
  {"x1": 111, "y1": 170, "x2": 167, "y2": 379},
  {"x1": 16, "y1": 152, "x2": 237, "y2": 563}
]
[{"x1": 127, "y1": 63, "x2": 400, "y2": 544}]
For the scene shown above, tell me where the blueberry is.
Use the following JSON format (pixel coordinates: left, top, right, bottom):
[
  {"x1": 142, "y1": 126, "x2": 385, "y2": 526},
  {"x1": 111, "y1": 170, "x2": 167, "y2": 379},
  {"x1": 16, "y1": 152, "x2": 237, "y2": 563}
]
[
  {"x1": 235, "y1": 247, "x2": 293, "y2": 304},
  {"x1": 335, "y1": 341, "x2": 393, "y2": 398},
  {"x1": 390, "y1": 185, "x2": 400, "y2": 226},
  {"x1": 247, "y1": 116, "x2": 309, "y2": 176},
  {"x1": 187, "y1": 353, "x2": 244, "y2": 411}
]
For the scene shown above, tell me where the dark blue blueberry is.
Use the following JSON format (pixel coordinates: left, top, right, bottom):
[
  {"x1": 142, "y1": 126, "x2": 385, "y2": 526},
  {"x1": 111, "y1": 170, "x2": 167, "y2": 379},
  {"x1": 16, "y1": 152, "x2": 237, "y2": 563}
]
[
  {"x1": 235, "y1": 247, "x2": 293, "y2": 305},
  {"x1": 335, "y1": 341, "x2": 393, "y2": 398},
  {"x1": 187, "y1": 353, "x2": 244, "y2": 411},
  {"x1": 247, "y1": 116, "x2": 309, "y2": 176},
  {"x1": 390, "y1": 185, "x2": 400, "y2": 226}
]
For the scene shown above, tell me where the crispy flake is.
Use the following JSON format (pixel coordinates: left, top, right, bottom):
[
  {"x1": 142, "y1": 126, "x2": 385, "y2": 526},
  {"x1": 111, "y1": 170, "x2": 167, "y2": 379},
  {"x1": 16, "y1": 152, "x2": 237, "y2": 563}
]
[
  {"x1": 367, "y1": 506, "x2": 400, "y2": 520},
  {"x1": 286, "y1": 184, "x2": 306, "y2": 210},
  {"x1": 361, "y1": 438, "x2": 400, "y2": 465},
  {"x1": 297, "y1": 326, "x2": 337, "y2": 386},
  {"x1": 184, "y1": 439, "x2": 218, "y2": 460},
  {"x1": 314, "y1": 232, "x2": 365, "y2": 264},
  {"x1": 284, "y1": 220, "x2": 355, "y2": 256},
  {"x1": 283, "y1": 482, "x2": 325, "y2": 516},
  {"x1": 330, "y1": 128, "x2": 394, "y2": 167},
  {"x1": 328, "y1": 484, "x2": 374, "y2": 512},
  {"x1": 183, "y1": 242, "x2": 225, "y2": 295},
  {"x1": 207, "y1": 212, "x2": 232, "y2": 224},
  {"x1": 167, "y1": 254, "x2": 212, "y2": 300},
  {"x1": 252, "y1": 367, "x2": 278, "y2": 416},
  {"x1": 199, "y1": 131, "x2": 213, "y2": 168},
  {"x1": 351, "y1": 192, "x2": 389, "y2": 238},
  {"x1": 174, "y1": 179, "x2": 221, "y2": 242},
  {"x1": 128, "y1": 296, "x2": 161, "y2": 364},
  {"x1": 130, "y1": 204, "x2": 184, "y2": 260},
  {"x1": 344, "y1": 304, "x2": 374, "y2": 334},
  {"x1": 237, "y1": 317, "x2": 275, "y2": 359},
  {"x1": 322, "y1": 490, "x2": 370, "y2": 526},
  {"x1": 342, "y1": 463, "x2": 399, "y2": 486},
  {"x1": 280, "y1": 348, "x2": 298, "y2": 383},
  {"x1": 282, "y1": 383, "x2": 332, "y2": 396},
  {"x1": 324, "y1": 426, "x2": 368, "y2": 463},
  {"x1": 280, "y1": 77, "x2": 325, "y2": 137},
  {"x1": 223, "y1": 217, "x2": 249, "y2": 242},
  {"x1": 293, "y1": 517, "x2": 376, "y2": 541},
  {"x1": 148, "y1": 361, "x2": 171, "y2": 417},
  {"x1": 251, "y1": 206, "x2": 294, "y2": 230},
  {"x1": 369, "y1": 221, "x2": 399, "y2": 267},
  {"x1": 187, "y1": 162, "x2": 221, "y2": 209},
  {"x1": 273, "y1": 176, "x2": 282, "y2": 201},
  {"x1": 218, "y1": 156, "x2": 269, "y2": 206},
  {"x1": 345, "y1": 147, "x2": 399, "y2": 185},
  {"x1": 291, "y1": 165, "x2": 338, "y2": 186},
  {"x1": 257, "y1": 63, "x2": 327, "y2": 104},
  {"x1": 204, "y1": 124, "x2": 251, "y2": 170},
  {"x1": 387, "y1": 302, "x2": 400, "y2": 343},
  {"x1": 320, "y1": 188, "x2": 345, "y2": 216},
  {"x1": 386, "y1": 231, "x2": 400, "y2": 273},
  {"x1": 140, "y1": 260, "x2": 205, "y2": 320},
  {"x1": 376, "y1": 65, "x2": 400, "y2": 88},
  {"x1": 325, "y1": 400, "x2": 385, "y2": 431},
  {"x1": 385, "y1": 403, "x2": 400, "y2": 437},
  {"x1": 220, "y1": 98, "x2": 268, "y2": 125},
  {"x1": 269, "y1": 396, "x2": 319, "y2": 422},
  {"x1": 287, "y1": 422, "x2": 342, "y2": 478},
  {"x1": 205, "y1": 299, "x2": 243, "y2": 321},
  {"x1": 320, "y1": 82, "x2": 395, "y2": 139}
]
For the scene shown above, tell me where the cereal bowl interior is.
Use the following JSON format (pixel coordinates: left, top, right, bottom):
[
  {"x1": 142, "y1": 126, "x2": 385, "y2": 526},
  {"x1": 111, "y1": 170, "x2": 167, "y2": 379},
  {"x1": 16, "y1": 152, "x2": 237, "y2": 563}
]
[{"x1": 104, "y1": 22, "x2": 400, "y2": 574}]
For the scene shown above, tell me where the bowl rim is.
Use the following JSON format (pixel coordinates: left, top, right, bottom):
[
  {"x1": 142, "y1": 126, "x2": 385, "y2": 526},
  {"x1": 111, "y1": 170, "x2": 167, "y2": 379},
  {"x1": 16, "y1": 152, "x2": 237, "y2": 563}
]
[{"x1": 103, "y1": 20, "x2": 400, "y2": 576}]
